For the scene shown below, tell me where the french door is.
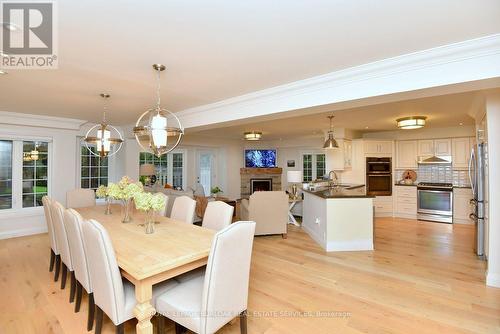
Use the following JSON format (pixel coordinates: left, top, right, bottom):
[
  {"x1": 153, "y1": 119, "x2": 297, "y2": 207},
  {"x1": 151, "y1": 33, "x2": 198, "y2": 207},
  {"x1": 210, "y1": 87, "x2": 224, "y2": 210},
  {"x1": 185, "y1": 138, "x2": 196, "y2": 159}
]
[{"x1": 196, "y1": 150, "x2": 216, "y2": 196}]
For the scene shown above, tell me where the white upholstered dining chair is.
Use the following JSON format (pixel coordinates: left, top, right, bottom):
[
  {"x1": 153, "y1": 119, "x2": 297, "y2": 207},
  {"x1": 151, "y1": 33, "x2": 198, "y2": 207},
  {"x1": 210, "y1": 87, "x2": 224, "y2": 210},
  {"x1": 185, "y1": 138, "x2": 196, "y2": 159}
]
[
  {"x1": 63, "y1": 208, "x2": 95, "y2": 331},
  {"x1": 202, "y1": 201, "x2": 234, "y2": 232},
  {"x1": 156, "y1": 192, "x2": 169, "y2": 217},
  {"x1": 155, "y1": 221, "x2": 256, "y2": 334},
  {"x1": 42, "y1": 196, "x2": 59, "y2": 276},
  {"x1": 66, "y1": 188, "x2": 96, "y2": 209},
  {"x1": 81, "y1": 219, "x2": 179, "y2": 334},
  {"x1": 50, "y1": 200, "x2": 75, "y2": 297},
  {"x1": 170, "y1": 196, "x2": 196, "y2": 224}
]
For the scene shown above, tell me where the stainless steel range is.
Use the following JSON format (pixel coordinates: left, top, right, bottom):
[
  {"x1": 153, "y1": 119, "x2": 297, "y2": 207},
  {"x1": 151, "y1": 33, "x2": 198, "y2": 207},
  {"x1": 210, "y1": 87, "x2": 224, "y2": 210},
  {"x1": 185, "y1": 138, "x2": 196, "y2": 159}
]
[{"x1": 417, "y1": 182, "x2": 453, "y2": 223}]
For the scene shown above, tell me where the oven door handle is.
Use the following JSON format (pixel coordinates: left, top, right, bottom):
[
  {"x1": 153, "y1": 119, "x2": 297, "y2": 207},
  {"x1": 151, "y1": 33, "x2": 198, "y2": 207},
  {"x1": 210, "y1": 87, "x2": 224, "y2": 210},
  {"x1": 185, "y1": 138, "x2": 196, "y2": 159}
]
[
  {"x1": 367, "y1": 174, "x2": 391, "y2": 177},
  {"x1": 418, "y1": 189, "x2": 452, "y2": 192}
]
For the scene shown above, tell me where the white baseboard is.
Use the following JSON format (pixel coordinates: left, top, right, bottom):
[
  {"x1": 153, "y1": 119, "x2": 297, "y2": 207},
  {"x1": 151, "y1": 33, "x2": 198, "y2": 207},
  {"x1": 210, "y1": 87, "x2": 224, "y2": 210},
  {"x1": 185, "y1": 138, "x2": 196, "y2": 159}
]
[
  {"x1": 486, "y1": 271, "x2": 500, "y2": 288},
  {"x1": 326, "y1": 239, "x2": 374, "y2": 252},
  {"x1": 0, "y1": 226, "x2": 47, "y2": 240},
  {"x1": 301, "y1": 224, "x2": 326, "y2": 249}
]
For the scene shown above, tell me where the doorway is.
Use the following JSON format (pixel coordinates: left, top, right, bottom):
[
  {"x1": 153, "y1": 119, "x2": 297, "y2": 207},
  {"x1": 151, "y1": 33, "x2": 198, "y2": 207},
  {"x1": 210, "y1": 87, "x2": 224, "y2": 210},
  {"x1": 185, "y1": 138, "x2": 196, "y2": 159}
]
[{"x1": 196, "y1": 150, "x2": 216, "y2": 196}]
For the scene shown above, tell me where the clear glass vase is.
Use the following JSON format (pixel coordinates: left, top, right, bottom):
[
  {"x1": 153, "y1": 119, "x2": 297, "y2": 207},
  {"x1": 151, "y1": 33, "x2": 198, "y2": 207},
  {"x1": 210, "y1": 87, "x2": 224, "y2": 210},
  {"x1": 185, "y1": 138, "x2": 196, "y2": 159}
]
[
  {"x1": 145, "y1": 210, "x2": 155, "y2": 234},
  {"x1": 105, "y1": 197, "x2": 112, "y2": 215},
  {"x1": 121, "y1": 198, "x2": 133, "y2": 223}
]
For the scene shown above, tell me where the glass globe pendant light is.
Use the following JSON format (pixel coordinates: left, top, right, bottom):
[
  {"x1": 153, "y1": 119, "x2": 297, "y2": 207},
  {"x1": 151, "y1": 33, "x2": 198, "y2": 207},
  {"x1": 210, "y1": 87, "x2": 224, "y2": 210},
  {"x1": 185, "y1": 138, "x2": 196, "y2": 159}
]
[
  {"x1": 84, "y1": 93, "x2": 124, "y2": 157},
  {"x1": 133, "y1": 64, "x2": 184, "y2": 157}
]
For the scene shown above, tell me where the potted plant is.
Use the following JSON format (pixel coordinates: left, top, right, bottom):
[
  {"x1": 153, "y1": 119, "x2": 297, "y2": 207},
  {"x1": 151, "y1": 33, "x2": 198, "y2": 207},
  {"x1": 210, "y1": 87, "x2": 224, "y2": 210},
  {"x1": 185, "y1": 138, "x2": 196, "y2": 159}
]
[{"x1": 211, "y1": 186, "x2": 223, "y2": 198}]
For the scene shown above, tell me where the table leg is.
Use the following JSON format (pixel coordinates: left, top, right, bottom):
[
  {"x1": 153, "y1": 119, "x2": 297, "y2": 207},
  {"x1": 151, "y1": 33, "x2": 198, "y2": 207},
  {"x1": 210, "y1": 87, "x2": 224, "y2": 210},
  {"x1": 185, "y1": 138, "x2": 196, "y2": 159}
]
[
  {"x1": 288, "y1": 202, "x2": 300, "y2": 226},
  {"x1": 133, "y1": 280, "x2": 156, "y2": 334}
]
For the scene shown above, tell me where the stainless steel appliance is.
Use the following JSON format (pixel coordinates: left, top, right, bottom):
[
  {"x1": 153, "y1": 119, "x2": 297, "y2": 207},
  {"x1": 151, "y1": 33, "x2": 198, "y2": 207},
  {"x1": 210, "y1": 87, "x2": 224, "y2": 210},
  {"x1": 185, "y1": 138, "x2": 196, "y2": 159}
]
[
  {"x1": 366, "y1": 157, "x2": 392, "y2": 196},
  {"x1": 469, "y1": 142, "x2": 487, "y2": 258},
  {"x1": 417, "y1": 182, "x2": 453, "y2": 223}
]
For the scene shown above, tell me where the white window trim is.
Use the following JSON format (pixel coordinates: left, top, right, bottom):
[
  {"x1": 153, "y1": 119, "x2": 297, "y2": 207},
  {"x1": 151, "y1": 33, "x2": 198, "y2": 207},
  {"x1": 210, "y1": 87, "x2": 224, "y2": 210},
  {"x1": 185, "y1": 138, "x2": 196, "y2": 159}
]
[{"x1": 0, "y1": 137, "x2": 52, "y2": 215}]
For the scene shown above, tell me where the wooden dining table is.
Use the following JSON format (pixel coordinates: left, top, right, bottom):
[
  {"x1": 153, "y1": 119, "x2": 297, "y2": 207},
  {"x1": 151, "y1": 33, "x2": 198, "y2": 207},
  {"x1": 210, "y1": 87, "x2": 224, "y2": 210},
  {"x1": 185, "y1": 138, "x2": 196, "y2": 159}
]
[{"x1": 76, "y1": 204, "x2": 215, "y2": 334}]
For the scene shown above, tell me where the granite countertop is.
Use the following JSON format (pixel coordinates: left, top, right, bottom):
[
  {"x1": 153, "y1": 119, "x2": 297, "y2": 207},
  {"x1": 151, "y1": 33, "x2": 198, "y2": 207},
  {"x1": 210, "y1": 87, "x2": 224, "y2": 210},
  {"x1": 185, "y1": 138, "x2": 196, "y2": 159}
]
[
  {"x1": 394, "y1": 183, "x2": 471, "y2": 189},
  {"x1": 303, "y1": 184, "x2": 374, "y2": 199}
]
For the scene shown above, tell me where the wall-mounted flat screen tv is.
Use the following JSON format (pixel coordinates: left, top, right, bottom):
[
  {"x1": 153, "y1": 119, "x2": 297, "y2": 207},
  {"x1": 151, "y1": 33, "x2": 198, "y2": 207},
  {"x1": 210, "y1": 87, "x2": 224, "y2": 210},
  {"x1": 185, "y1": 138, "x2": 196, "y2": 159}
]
[{"x1": 245, "y1": 149, "x2": 277, "y2": 168}]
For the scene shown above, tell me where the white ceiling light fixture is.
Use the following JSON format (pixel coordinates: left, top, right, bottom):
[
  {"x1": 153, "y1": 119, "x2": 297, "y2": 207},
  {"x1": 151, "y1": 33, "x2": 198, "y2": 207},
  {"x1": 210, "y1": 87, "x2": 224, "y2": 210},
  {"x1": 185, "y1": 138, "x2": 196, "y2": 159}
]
[
  {"x1": 84, "y1": 93, "x2": 124, "y2": 157},
  {"x1": 323, "y1": 115, "x2": 339, "y2": 149},
  {"x1": 396, "y1": 116, "x2": 427, "y2": 130},
  {"x1": 133, "y1": 64, "x2": 184, "y2": 157},
  {"x1": 243, "y1": 131, "x2": 262, "y2": 141}
]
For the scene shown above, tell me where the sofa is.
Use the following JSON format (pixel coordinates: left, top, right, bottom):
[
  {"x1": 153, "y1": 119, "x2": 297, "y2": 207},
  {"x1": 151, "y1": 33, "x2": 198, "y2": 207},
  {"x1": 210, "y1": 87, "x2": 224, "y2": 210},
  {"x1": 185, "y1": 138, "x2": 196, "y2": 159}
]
[
  {"x1": 146, "y1": 184, "x2": 205, "y2": 222},
  {"x1": 240, "y1": 191, "x2": 288, "y2": 237}
]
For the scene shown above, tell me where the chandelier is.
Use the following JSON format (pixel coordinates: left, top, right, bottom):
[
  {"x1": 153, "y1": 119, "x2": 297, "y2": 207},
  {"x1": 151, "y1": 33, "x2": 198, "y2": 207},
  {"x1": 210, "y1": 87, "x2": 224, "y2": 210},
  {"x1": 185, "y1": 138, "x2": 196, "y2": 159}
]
[
  {"x1": 84, "y1": 93, "x2": 123, "y2": 157},
  {"x1": 133, "y1": 64, "x2": 184, "y2": 157}
]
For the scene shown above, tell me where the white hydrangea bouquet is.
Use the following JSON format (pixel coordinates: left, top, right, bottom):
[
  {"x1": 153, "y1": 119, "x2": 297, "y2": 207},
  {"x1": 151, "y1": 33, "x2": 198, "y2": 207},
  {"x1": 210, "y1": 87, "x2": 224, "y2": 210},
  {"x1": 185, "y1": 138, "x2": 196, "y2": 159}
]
[
  {"x1": 95, "y1": 185, "x2": 112, "y2": 215},
  {"x1": 134, "y1": 192, "x2": 166, "y2": 234},
  {"x1": 107, "y1": 176, "x2": 144, "y2": 223}
]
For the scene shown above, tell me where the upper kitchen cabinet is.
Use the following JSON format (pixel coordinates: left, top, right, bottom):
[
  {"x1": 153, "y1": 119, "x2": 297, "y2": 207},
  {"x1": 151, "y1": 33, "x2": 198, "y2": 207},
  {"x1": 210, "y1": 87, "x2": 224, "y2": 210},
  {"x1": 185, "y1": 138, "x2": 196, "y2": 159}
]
[
  {"x1": 396, "y1": 140, "x2": 418, "y2": 168},
  {"x1": 418, "y1": 139, "x2": 451, "y2": 157},
  {"x1": 452, "y1": 137, "x2": 471, "y2": 169},
  {"x1": 326, "y1": 138, "x2": 352, "y2": 170},
  {"x1": 364, "y1": 140, "x2": 392, "y2": 155},
  {"x1": 343, "y1": 140, "x2": 353, "y2": 168}
]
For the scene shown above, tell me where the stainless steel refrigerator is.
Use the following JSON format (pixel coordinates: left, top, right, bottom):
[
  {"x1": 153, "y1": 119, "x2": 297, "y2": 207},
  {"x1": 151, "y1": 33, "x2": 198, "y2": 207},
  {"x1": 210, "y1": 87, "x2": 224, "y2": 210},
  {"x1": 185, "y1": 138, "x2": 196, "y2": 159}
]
[{"x1": 469, "y1": 142, "x2": 488, "y2": 259}]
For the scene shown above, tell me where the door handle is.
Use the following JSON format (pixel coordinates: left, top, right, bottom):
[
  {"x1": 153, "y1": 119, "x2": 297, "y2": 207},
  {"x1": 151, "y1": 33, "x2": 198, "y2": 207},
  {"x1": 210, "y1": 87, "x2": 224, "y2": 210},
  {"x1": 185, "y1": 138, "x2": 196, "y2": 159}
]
[{"x1": 469, "y1": 213, "x2": 478, "y2": 220}]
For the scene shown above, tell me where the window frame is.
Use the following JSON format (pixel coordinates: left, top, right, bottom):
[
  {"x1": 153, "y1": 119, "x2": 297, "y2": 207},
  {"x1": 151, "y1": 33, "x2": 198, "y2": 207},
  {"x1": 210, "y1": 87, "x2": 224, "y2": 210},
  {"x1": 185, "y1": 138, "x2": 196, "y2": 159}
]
[
  {"x1": 0, "y1": 135, "x2": 52, "y2": 214},
  {"x1": 78, "y1": 141, "x2": 109, "y2": 191},
  {"x1": 138, "y1": 149, "x2": 187, "y2": 190},
  {"x1": 301, "y1": 151, "x2": 326, "y2": 182}
]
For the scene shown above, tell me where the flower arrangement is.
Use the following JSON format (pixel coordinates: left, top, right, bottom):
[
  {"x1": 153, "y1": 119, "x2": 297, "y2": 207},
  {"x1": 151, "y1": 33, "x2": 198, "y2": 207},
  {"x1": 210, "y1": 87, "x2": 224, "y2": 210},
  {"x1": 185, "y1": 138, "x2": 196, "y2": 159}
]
[
  {"x1": 95, "y1": 185, "x2": 108, "y2": 198},
  {"x1": 134, "y1": 192, "x2": 166, "y2": 212},
  {"x1": 211, "y1": 186, "x2": 222, "y2": 196},
  {"x1": 107, "y1": 176, "x2": 144, "y2": 200}
]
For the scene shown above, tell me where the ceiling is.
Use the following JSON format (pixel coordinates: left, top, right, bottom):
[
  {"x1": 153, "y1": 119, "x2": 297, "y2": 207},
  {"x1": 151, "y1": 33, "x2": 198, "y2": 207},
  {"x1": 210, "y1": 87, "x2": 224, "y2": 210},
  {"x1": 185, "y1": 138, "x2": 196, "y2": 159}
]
[
  {"x1": 1, "y1": 0, "x2": 500, "y2": 125},
  {"x1": 192, "y1": 91, "x2": 481, "y2": 140}
]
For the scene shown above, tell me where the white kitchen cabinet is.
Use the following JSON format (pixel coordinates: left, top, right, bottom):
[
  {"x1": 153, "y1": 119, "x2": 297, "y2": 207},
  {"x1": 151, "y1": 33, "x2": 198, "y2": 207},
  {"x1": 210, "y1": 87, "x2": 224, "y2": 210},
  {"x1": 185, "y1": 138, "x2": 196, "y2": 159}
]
[
  {"x1": 418, "y1": 139, "x2": 451, "y2": 157},
  {"x1": 343, "y1": 140, "x2": 352, "y2": 168},
  {"x1": 326, "y1": 139, "x2": 352, "y2": 171},
  {"x1": 434, "y1": 139, "x2": 452, "y2": 156},
  {"x1": 394, "y1": 185, "x2": 417, "y2": 219},
  {"x1": 418, "y1": 140, "x2": 434, "y2": 157},
  {"x1": 396, "y1": 140, "x2": 418, "y2": 168},
  {"x1": 364, "y1": 141, "x2": 392, "y2": 155},
  {"x1": 452, "y1": 137, "x2": 471, "y2": 169},
  {"x1": 453, "y1": 188, "x2": 474, "y2": 224},
  {"x1": 373, "y1": 196, "x2": 393, "y2": 217}
]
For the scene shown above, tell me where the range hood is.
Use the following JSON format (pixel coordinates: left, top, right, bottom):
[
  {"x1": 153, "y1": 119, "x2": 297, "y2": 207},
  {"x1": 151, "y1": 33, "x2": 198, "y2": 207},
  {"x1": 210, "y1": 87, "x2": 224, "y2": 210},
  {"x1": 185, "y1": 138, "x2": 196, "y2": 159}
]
[{"x1": 418, "y1": 156, "x2": 452, "y2": 165}]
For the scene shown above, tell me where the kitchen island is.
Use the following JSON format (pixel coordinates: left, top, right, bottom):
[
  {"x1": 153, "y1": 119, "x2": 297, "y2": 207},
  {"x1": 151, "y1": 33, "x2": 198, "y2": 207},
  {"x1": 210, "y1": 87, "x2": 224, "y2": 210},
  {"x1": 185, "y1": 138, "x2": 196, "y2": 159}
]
[{"x1": 302, "y1": 185, "x2": 375, "y2": 252}]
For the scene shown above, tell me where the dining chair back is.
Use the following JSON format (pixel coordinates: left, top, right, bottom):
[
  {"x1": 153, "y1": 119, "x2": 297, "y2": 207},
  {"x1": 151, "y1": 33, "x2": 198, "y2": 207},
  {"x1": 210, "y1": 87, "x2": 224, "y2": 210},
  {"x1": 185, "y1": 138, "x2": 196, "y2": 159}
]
[
  {"x1": 170, "y1": 196, "x2": 196, "y2": 224},
  {"x1": 66, "y1": 188, "x2": 96, "y2": 209},
  {"x1": 42, "y1": 196, "x2": 59, "y2": 274},
  {"x1": 201, "y1": 221, "x2": 256, "y2": 333},
  {"x1": 156, "y1": 192, "x2": 169, "y2": 217},
  {"x1": 202, "y1": 201, "x2": 234, "y2": 231},
  {"x1": 50, "y1": 200, "x2": 73, "y2": 272},
  {"x1": 63, "y1": 209, "x2": 92, "y2": 294},
  {"x1": 81, "y1": 219, "x2": 127, "y2": 326}
]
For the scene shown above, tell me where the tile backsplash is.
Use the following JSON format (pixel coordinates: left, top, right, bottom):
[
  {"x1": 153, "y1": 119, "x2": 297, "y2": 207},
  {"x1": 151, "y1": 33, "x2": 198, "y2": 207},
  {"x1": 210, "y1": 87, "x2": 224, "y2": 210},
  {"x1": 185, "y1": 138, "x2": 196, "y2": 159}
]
[{"x1": 395, "y1": 165, "x2": 470, "y2": 187}]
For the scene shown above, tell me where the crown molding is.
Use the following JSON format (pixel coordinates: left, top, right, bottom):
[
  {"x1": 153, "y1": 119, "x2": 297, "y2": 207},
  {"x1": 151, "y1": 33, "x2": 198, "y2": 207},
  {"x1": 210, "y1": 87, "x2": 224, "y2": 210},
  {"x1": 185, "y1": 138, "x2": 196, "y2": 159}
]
[
  {"x1": 0, "y1": 111, "x2": 87, "y2": 130},
  {"x1": 177, "y1": 33, "x2": 500, "y2": 129}
]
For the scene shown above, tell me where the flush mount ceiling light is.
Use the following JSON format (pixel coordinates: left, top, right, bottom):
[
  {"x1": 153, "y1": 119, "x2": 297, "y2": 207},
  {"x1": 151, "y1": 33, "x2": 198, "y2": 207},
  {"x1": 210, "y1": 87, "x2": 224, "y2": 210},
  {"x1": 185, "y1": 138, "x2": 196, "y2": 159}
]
[
  {"x1": 323, "y1": 115, "x2": 339, "y2": 149},
  {"x1": 133, "y1": 64, "x2": 184, "y2": 157},
  {"x1": 84, "y1": 93, "x2": 124, "y2": 157},
  {"x1": 244, "y1": 131, "x2": 262, "y2": 141},
  {"x1": 396, "y1": 116, "x2": 427, "y2": 130}
]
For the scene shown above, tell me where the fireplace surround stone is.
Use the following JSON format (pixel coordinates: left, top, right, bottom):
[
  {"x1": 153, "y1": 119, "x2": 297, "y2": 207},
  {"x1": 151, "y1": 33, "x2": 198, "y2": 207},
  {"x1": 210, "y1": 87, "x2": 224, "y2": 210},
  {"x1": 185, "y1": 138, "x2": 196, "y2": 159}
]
[{"x1": 240, "y1": 168, "x2": 282, "y2": 198}]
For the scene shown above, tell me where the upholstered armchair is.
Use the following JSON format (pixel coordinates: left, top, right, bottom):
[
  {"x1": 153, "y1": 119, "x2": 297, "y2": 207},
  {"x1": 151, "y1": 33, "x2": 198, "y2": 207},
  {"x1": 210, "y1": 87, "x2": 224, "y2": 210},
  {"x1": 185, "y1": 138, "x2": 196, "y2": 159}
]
[{"x1": 240, "y1": 191, "x2": 288, "y2": 238}]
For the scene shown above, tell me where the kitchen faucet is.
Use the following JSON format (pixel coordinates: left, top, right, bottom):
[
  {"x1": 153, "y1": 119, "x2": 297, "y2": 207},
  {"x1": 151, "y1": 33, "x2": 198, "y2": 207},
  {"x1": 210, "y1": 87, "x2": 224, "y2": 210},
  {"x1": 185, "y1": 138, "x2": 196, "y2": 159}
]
[{"x1": 328, "y1": 170, "x2": 339, "y2": 187}]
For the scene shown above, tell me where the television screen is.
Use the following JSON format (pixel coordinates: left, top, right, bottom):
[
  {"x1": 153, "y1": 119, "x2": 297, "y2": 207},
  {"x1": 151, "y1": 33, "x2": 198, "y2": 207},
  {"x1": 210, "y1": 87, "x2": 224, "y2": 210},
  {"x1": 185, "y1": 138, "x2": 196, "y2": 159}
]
[{"x1": 245, "y1": 149, "x2": 277, "y2": 168}]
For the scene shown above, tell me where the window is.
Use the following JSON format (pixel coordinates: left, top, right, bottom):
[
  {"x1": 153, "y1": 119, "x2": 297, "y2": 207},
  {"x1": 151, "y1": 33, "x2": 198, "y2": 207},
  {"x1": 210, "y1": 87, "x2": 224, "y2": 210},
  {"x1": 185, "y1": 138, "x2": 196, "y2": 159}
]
[
  {"x1": 80, "y1": 143, "x2": 108, "y2": 190},
  {"x1": 0, "y1": 140, "x2": 13, "y2": 210},
  {"x1": 22, "y1": 141, "x2": 49, "y2": 208},
  {"x1": 0, "y1": 139, "x2": 51, "y2": 211},
  {"x1": 139, "y1": 151, "x2": 185, "y2": 189},
  {"x1": 302, "y1": 153, "x2": 326, "y2": 182}
]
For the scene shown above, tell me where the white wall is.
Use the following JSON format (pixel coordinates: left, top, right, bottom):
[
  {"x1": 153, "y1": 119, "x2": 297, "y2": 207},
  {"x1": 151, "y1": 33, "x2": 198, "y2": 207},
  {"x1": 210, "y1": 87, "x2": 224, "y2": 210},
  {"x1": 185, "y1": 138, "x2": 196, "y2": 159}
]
[{"x1": 485, "y1": 93, "x2": 500, "y2": 288}]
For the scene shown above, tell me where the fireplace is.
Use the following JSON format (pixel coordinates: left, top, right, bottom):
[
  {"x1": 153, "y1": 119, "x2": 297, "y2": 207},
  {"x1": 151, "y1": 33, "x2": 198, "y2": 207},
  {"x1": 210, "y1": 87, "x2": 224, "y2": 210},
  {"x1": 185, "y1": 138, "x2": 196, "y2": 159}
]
[{"x1": 250, "y1": 178, "x2": 272, "y2": 193}]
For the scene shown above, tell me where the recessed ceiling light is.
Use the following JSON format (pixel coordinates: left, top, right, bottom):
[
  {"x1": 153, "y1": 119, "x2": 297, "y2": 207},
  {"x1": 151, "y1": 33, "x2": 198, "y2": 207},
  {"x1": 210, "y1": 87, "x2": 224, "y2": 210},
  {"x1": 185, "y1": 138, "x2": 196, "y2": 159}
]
[
  {"x1": 365, "y1": 126, "x2": 369, "y2": 129},
  {"x1": 459, "y1": 122, "x2": 463, "y2": 126}
]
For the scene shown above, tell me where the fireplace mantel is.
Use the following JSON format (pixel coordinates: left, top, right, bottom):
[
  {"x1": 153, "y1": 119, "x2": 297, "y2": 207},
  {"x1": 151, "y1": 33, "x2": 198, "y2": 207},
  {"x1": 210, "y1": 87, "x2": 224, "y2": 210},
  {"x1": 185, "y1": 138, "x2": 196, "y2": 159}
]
[{"x1": 240, "y1": 168, "x2": 283, "y2": 175}]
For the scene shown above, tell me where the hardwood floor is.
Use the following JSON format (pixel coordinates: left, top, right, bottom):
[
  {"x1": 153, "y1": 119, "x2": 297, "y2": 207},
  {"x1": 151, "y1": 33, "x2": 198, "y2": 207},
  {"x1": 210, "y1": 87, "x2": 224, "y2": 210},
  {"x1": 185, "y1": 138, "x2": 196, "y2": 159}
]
[{"x1": 0, "y1": 217, "x2": 499, "y2": 333}]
